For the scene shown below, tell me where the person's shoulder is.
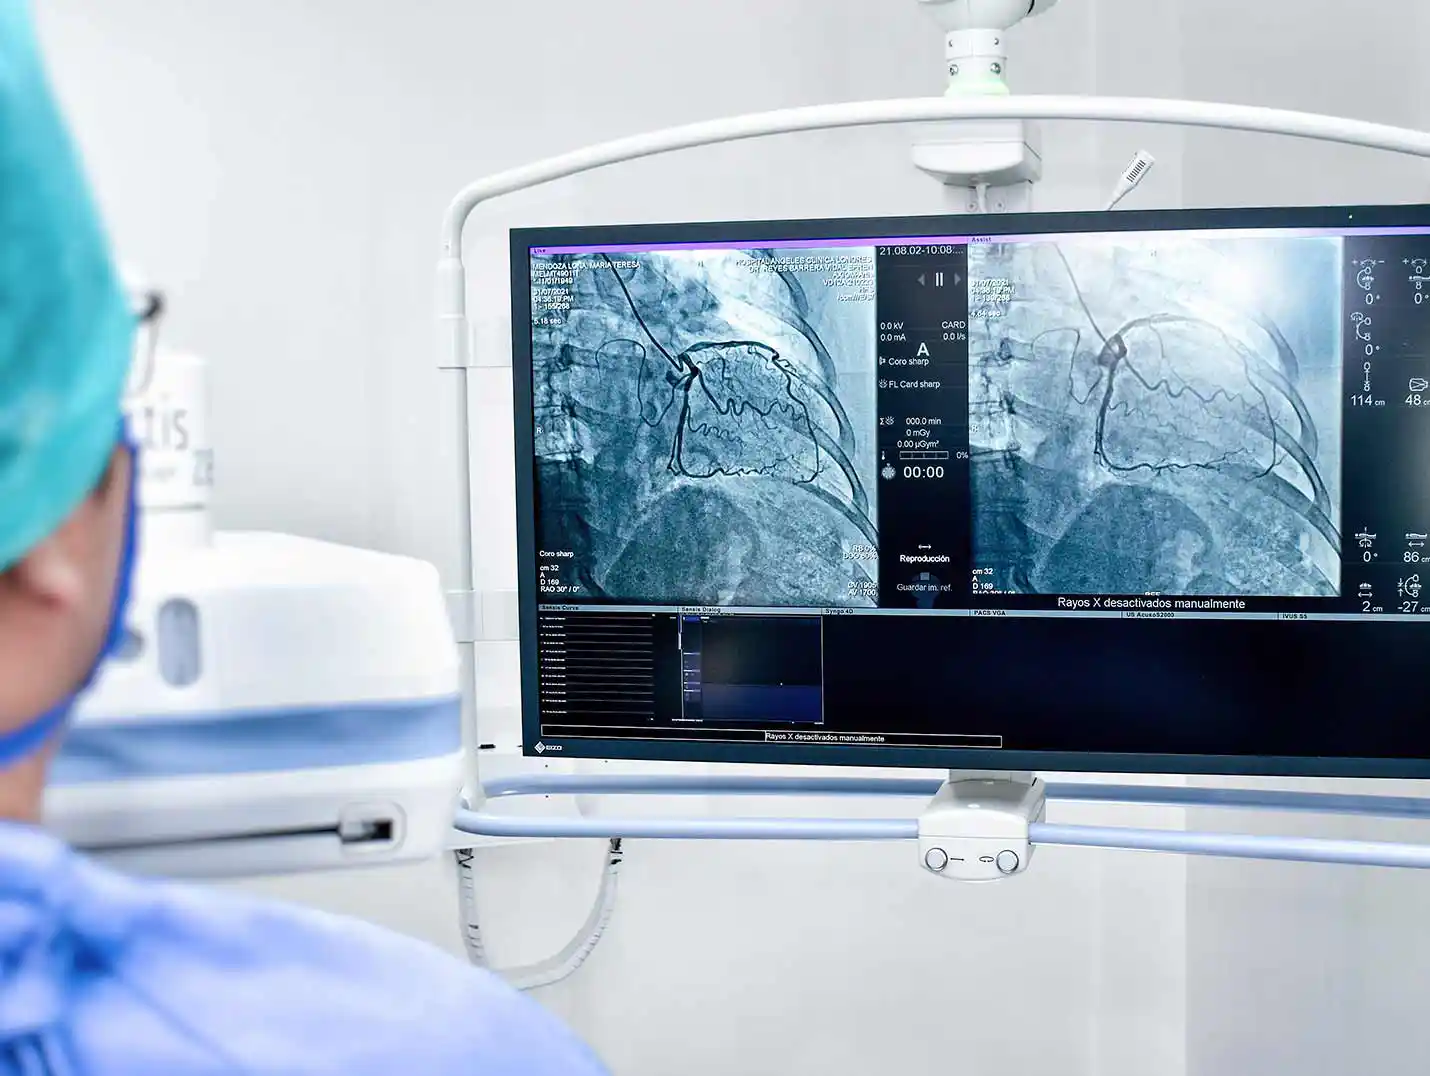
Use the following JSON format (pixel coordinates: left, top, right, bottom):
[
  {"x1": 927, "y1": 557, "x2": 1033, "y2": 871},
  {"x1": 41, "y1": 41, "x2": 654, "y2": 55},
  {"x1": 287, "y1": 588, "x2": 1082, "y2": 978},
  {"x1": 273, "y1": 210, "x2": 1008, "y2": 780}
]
[{"x1": 96, "y1": 868, "x2": 610, "y2": 1075}]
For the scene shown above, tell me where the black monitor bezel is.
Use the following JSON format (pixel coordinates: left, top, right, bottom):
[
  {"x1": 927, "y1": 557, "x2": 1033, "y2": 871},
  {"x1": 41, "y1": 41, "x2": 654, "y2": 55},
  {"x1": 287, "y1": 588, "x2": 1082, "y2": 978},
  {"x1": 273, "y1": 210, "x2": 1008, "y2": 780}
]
[{"x1": 511, "y1": 201, "x2": 1430, "y2": 779}]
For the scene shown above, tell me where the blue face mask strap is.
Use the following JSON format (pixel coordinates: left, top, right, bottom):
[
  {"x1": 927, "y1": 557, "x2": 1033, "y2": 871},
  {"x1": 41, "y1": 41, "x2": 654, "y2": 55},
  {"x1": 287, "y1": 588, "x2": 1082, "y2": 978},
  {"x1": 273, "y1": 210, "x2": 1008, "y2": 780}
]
[{"x1": 0, "y1": 433, "x2": 140, "y2": 769}]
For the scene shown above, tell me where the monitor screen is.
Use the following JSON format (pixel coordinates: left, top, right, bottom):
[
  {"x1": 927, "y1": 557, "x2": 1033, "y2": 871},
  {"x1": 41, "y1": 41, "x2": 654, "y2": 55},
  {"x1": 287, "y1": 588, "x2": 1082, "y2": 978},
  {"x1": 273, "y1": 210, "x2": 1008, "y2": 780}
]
[{"x1": 512, "y1": 204, "x2": 1430, "y2": 778}]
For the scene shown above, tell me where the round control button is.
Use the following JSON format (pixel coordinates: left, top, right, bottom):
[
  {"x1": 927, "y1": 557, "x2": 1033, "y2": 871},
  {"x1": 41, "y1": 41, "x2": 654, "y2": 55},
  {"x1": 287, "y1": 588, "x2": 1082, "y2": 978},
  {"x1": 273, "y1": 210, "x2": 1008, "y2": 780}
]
[
  {"x1": 996, "y1": 850, "x2": 1020, "y2": 874},
  {"x1": 925, "y1": 847, "x2": 950, "y2": 872}
]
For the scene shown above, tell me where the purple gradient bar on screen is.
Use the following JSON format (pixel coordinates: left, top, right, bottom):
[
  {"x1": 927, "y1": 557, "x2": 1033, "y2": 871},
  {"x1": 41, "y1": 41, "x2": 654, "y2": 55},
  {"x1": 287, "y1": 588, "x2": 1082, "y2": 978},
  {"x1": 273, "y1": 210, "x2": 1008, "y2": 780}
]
[
  {"x1": 531, "y1": 236, "x2": 966, "y2": 255},
  {"x1": 530, "y1": 223, "x2": 1430, "y2": 257}
]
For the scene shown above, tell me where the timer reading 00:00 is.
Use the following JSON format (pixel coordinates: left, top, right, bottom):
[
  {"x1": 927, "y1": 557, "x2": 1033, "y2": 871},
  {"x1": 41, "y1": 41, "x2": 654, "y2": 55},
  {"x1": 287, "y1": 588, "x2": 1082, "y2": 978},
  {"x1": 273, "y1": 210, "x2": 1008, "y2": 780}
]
[{"x1": 903, "y1": 466, "x2": 946, "y2": 479}]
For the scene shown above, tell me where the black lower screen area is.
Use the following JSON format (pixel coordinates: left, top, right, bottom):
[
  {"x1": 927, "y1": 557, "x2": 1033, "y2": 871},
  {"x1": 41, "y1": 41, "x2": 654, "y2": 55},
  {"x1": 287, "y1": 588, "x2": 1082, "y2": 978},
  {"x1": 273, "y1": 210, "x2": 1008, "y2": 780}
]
[
  {"x1": 536, "y1": 611, "x2": 1430, "y2": 766},
  {"x1": 820, "y1": 616, "x2": 1419, "y2": 759}
]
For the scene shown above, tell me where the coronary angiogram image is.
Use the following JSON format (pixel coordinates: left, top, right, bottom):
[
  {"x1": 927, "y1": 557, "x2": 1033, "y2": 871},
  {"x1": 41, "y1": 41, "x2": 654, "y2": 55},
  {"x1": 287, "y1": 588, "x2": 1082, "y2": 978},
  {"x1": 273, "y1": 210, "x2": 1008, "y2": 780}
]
[
  {"x1": 532, "y1": 246, "x2": 878, "y2": 607},
  {"x1": 969, "y1": 234, "x2": 1342, "y2": 598}
]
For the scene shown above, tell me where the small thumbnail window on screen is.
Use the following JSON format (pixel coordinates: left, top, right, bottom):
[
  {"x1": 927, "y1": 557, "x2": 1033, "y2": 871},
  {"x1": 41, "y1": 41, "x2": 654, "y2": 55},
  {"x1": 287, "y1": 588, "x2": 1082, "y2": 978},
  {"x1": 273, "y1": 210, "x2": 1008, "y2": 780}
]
[{"x1": 679, "y1": 615, "x2": 824, "y2": 724}]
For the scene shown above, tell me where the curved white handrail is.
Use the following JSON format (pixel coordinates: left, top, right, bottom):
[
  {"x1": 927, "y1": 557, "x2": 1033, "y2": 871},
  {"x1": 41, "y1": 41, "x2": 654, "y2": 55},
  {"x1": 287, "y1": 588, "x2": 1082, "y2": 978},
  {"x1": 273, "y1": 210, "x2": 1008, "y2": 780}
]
[
  {"x1": 454, "y1": 776, "x2": 1430, "y2": 870},
  {"x1": 442, "y1": 94, "x2": 1430, "y2": 255}
]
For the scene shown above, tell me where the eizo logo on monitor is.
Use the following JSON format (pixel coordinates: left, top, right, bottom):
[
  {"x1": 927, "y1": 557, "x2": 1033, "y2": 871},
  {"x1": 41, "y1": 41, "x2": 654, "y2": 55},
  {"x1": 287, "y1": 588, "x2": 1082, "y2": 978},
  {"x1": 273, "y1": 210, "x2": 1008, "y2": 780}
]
[
  {"x1": 535, "y1": 743, "x2": 545, "y2": 754},
  {"x1": 534, "y1": 742, "x2": 563, "y2": 754}
]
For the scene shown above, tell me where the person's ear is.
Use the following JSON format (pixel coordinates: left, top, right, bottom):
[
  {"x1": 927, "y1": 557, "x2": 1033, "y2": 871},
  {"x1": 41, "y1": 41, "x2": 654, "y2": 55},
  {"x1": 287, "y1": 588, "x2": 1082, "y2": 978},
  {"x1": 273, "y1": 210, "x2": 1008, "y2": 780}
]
[{"x1": 7, "y1": 533, "x2": 85, "y2": 609}]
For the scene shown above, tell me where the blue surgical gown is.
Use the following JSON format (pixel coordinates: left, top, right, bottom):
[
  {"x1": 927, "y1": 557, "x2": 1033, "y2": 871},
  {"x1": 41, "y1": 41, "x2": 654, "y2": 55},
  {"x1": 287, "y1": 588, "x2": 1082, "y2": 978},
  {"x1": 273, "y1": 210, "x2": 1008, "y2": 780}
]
[{"x1": 0, "y1": 822, "x2": 610, "y2": 1075}]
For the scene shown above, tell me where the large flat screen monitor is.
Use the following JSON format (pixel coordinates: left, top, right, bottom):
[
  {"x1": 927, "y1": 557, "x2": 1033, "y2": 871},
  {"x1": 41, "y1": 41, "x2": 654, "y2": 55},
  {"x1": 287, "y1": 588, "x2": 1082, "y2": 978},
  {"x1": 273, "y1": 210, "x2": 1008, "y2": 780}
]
[{"x1": 512, "y1": 204, "x2": 1430, "y2": 778}]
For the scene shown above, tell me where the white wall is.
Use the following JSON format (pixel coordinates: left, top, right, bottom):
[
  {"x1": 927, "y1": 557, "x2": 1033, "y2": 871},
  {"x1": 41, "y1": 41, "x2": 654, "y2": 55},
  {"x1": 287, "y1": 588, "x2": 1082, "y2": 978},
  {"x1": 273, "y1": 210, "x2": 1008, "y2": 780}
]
[
  {"x1": 1173, "y1": 7, "x2": 1430, "y2": 1076},
  {"x1": 33, "y1": 1, "x2": 1430, "y2": 1074}
]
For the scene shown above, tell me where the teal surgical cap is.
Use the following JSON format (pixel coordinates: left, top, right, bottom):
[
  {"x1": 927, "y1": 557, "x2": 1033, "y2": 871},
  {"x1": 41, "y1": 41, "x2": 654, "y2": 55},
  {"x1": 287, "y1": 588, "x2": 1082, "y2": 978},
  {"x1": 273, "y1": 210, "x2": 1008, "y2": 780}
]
[{"x1": 0, "y1": 0, "x2": 135, "y2": 573}]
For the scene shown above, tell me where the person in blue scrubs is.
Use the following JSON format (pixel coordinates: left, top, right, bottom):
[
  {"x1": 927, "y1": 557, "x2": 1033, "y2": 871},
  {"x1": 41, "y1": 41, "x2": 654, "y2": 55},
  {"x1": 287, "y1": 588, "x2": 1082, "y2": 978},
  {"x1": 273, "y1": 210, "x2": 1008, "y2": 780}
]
[{"x1": 0, "y1": 3, "x2": 610, "y2": 1072}]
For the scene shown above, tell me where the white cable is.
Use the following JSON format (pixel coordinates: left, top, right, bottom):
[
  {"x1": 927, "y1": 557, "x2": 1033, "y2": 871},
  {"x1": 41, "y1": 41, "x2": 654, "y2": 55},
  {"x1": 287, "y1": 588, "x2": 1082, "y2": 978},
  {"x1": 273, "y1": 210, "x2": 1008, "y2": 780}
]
[
  {"x1": 974, "y1": 180, "x2": 990, "y2": 214},
  {"x1": 454, "y1": 847, "x2": 490, "y2": 968},
  {"x1": 505, "y1": 838, "x2": 622, "y2": 992},
  {"x1": 455, "y1": 838, "x2": 624, "y2": 992},
  {"x1": 1103, "y1": 149, "x2": 1156, "y2": 210}
]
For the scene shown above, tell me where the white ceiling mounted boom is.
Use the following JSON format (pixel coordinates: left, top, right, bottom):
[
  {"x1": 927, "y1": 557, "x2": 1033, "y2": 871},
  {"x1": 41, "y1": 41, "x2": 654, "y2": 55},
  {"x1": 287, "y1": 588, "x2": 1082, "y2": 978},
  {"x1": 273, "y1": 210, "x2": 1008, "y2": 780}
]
[
  {"x1": 912, "y1": 0, "x2": 1062, "y2": 210},
  {"x1": 920, "y1": 0, "x2": 1062, "y2": 96}
]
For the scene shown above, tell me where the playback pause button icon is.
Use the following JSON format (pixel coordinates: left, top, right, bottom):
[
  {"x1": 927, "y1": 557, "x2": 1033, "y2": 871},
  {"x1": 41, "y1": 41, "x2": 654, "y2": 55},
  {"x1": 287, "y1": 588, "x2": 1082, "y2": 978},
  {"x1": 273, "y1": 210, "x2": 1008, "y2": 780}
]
[{"x1": 934, "y1": 272, "x2": 945, "y2": 287}]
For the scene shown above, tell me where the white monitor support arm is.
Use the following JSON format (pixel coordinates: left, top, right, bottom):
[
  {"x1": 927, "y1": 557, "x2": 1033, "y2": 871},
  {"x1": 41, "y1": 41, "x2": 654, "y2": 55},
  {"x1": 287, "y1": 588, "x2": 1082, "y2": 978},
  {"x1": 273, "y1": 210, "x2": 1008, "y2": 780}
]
[
  {"x1": 442, "y1": 95, "x2": 1430, "y2": 870},
  {"x1": 912, "y1": 0, "x2": 1063, "y2": 210}
]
